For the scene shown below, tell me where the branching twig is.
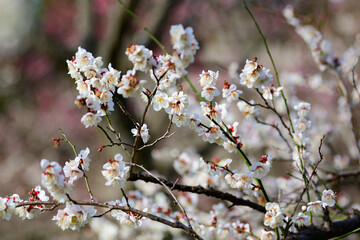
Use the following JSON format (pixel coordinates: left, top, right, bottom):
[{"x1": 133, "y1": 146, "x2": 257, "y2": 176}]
[
  {"x1": 255, "y1": 116, "x2": 292, "y2": 152},
  {"x1": 16, "y1": 200, "x2": 204, "y2": 240},
  {"x1": 131, "y1": 164, "x2": 195, "y2": 232}
]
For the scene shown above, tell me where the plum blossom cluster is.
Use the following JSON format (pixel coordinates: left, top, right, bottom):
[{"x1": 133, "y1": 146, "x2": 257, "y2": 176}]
[
  {"x1": 282, "y1": 5, "x2": 341, "y2": 72},
  {"x1": 63, "y1": 147, "x2": 91, "y2": 184},
  {"x1": 41, "y1": 159, "x2": 72, "y2": 202},
  {"x1": 102, "y1": 153, "x2": 130, "y2": 189},
  {"x1": 0, "y1": 186, "x2": 49, "y2": 221},
  {"x1": 67, "y1": 47, "x2": 120, "y2": 128},
  {"x1": 108, "y1": 198, "x2": 143, "y2": 228},
  {"x1": 131, "y1": 124, "x2": 150, "y2": 144},
  {"x1": 53, "y1": 202, "x2": 96, "y2": 231},
  {"x1": 307, "y1": 189, "x2": 337, "y2": 215},
  {"x1": 239, "y1": 59, "x2": 282, "y2": 100},
  {"x1": 199, "y1": 70, "x2": 220, "y2": 101},
  {"x1": 263, "y1": 202, "x2": 284, "y2": 229},
  {"x1": 293, "y1": 102, "x2": 312, "y2": 167}
]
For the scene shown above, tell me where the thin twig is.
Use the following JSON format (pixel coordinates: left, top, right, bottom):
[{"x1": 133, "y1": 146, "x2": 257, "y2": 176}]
[
  {"x1": 131, "y1": 164, "x2": 195, "y2": 231},
  {"x1": 255, "y1": 117, "x2": 292, "y2": 152},
  {"x1": 283, "y1": 136, "x2": 326, "y2": 238},
  {"x1": 137, "y1": 117, "x2": 174, "y2": 151}
]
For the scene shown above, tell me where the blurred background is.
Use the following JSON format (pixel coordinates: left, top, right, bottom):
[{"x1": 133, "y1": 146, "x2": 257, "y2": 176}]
[{"x1": 0, "y1": 0, "x2": 359, "y2": 239}]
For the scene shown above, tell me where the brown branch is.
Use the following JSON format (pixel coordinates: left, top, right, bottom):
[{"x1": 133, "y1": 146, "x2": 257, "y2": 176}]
[
  {"x1": 16, "y1": 200, "x2": 204, "y2": 240},
  {"x1": 286, "y1": 211, "x2": 360, "y2": 240},
  {"x1": 128, "y1": 171, "x2": 266, "y2": 213}
]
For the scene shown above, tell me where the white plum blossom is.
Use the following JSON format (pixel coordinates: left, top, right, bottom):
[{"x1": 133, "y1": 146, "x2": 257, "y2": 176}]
[
  {"x1": 170, "y1": 24, "x2": 199, "y2": 67},
  {"x1": 131, "y1": 124, "x2": 150, "y2": 144},
  {"x1": 225, "y1": 172, "x2": 252, "y2": 190},
  {"x1": 307, "y1": 201, "x2": 323, "y2": 215},
  {"x1": 199, "y1": 70, "x2": 219, "y2": 88},
  {"x1": 108, "y1": 198, "x2": 143, "y2": 228},
  {"x1": 102, "y1": 154, "x2": 130, "y2": 189},
  {"x1": 52, "y1": 202, "x2": 96, "y2": 231},
  {"x1": 150, "y1": 54, "x2": 183, "y2": 91},
  {"x1": 0, "y1": 196, "x2": 16, "y2": 220},
  {"x1": 264, "y1": 202, "x2": 283, "y2": 229},
  {"x1": 237, "y1": 101, "x2": 258, "y2": 119},
  {"x1": 167, "y1": 91, "x2": 188, "y2": 115},
  {"x1": 240, "y1": 59, "x2": 273, "y2": 89},
  {"x1": 294, "y1": 117, "x2": 312, "y2": 133},
  {"x1": 77, "y1": 147, "x2": 91, "y2": 171},
  {"x1": 67, "y1": 47, "x2": 120, "y2": 128},
  {"x1": 261, "y1": 229, "x2": 276, "y2": 240},
  {"x1": 201, "y1": 85, "x2": 220, "y2": 101},
  {"x1": 40, "y1": 159, "x2": 71, "y2": 202},
  {"x1": 292, "y1": 212, "x2": 310, "y2": 228},
  {"x1": 322, "y1": 189, "x2": 336, "y2": 207},
  {"x1": 117, "y1": 70, "x2": 146, "y2": 98},
  {"x1": 152, "y1": 91, "x2": 169, "y2": 111},
  {"x1": 81, "y1": 111, "x2": 104, "y2": 128},
  {"x1": 294, "y1": 102, "x2": 311, "y2": 118},
  {"x1": 262, "y1": 86, "x2": 283, "y2": 100},
  {"x1": 63, "y1": 160, "x2": 83, "y2": 184},
  {"x1": 125, "y1": 44, "x2": 155, "y2": 72},
  {"x1": 173, "y1": 152, "x2": 199, "y2": 175},
  {"x1": 222, "y1": 82, "x2": 242, "y2": 102}
]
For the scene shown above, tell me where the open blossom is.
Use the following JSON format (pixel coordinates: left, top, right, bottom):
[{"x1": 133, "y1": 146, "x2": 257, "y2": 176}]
[
  {"x1": 125, "y1": 44, "x2": 155, "y2": 72},
  {"x1": 81, "y1": 110, "x2": 104, "y2": 128},
  {"x1": 53, "y1": 202, "x2": 96, "y2": 231},
  {"x1": 225, "y1": 172, "x2": 252, "y2": 190},
  {"x1": 199, "y1": 70, "x2": 219, "y2": 87},
  {"x1": 0, "y1": 196, "x2": 16, "y2": 220},
  {"x1": 170, "y1": 24, "x2": 199, "y2": 60},
  {"x1": 294, "y1": 117, "x2": 312, "y2": 133},
  {"x1": 131, "y1": 124, "x2": 150, "y2": 143},
  {"x1": 117, "y1": 70, "x2": 146, "y2": 98},
  {"x1": 262, "y1": 86, "x2": 283, "y2": 100},
  {"x1": 108, "y1": 198, "x2": 143, "y2": 228},
  {"x1": 15, "y1": 186, "x2": 49, "y2": 220},
  {"x1": 102, "y1": 154, "x2": 130, "y2": 188},
  {"x1": 322, "y1": 189, "x2": 336, "y2": 207},
  {"x1": 152, "y1": 91, "x2": 169, "y2": 111},
  {"x1": 307, "y1": 201, "x2": 323, "y2": 215},
  {"x1": 77, "y1": 147, "x2": 91, "y2": 171},
  {"x1": 167, "y1": 91, "x2": 188, "y2": 115},
  {"x1": 222, "y1": 82, "x2": 242, "y2": 102},
  {"x1": 237, "y1": 100, "x2": 258, "y2": 119},
  {"x1": 200, "y1": 102, "x2": 223, "y2": 122},
  {"x1": 63, "y1": 160, "x2": 83, "y2": 184},
  {"x1": 250, "y1": 162, "x2": 271, "y2": 179},
  {"x1": 294, "y1": 102, "x2": 311, "y2": 118},
  {"x1": 67, "y1": 47, "x2": 120, "y2": 128},
  {"x1": 240, "y1": 59, "x2": 273, "y2": 89},
  {"x1": 292, "y1": 212, "x2": 310, "y2": 228},
  {"x1": 201, "y1": 85, "x2": 220, "y2": 101},
  {"x1": 261, "y1": 229, "x2": 276, "y2": 240},
  {"x1": 264, "y1": 202, "x2": 283, "y2": 229},
  {"x1": 41, "y1": 159, "x2": 71, "y2": 202}
]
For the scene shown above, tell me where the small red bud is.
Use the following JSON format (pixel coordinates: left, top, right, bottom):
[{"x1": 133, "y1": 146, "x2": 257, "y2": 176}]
[
  {"x1": 97, "y1": 146, "x2": 103, "y2": 152},
  {"x1": 52, "y1": 138, "x2": 60, "y2": 148}
]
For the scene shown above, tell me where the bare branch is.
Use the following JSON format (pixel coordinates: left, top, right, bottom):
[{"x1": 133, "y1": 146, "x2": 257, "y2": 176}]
[{"x1": 128, "y1": 171, "x2": 266, "y2": 213}]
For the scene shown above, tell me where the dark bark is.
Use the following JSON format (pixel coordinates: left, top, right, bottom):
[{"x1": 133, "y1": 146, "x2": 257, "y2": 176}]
[
  {"x1": 129, "y1": 171, "x2": 266, "y2": 213},
  {"x1": 286, "y1": 212, "x2": 360, "y2": 240}
]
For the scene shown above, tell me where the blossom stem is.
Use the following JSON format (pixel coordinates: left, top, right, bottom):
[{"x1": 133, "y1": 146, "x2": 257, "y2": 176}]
[
  {"x1": 58, "y1": 129, "x2": 95, "y2": 201},
  {"x1": 117, "y1": 0, "x2": 167, "y2": 54},
  {"x1": 242, "y1": 0, "x2": 295, "y2": 134}
]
